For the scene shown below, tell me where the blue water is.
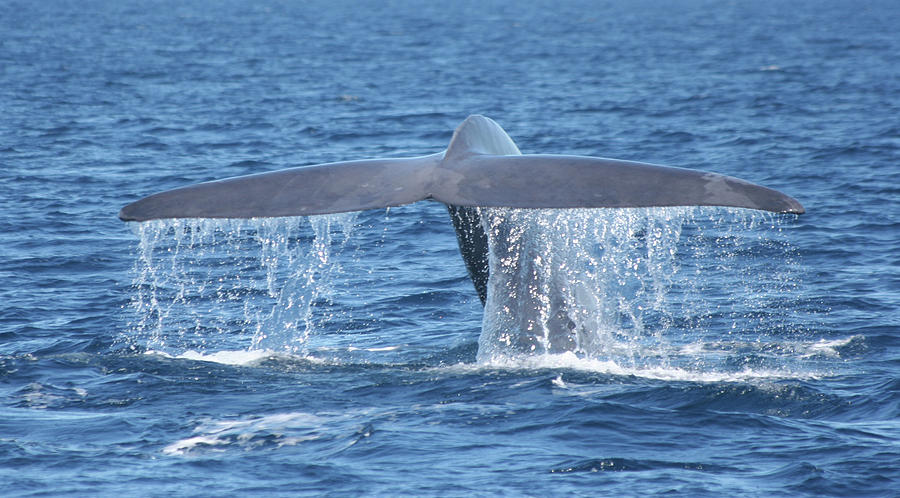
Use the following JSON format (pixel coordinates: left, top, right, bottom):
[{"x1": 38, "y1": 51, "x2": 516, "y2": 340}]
[{"x1": 2, "y1": 0, "x2": 898, "y2": 495}]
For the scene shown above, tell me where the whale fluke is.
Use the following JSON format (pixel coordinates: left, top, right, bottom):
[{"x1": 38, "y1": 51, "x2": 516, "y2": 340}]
[
  {"x1": 120, "y1": 115, "x2": 804, "y2": 307},
  {"x1": 119, "y1": 115, "x2": 803, "y2": 222}
]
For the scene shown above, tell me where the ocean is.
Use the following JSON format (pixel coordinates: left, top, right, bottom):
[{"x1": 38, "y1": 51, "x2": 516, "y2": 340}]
[{"x1": 1, "y1": 0, "x2": 898, "y2": 495}]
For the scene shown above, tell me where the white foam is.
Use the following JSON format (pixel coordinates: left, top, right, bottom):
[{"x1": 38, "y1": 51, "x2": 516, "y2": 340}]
[
  {"x1": 347, "y1": 345, "x2": 402, "y2": 352},
  {"x1": 427, "y1": 351, "x2": 825, "y2": 383},
  {"x1": 800, "y1": 336, "x2": 857, "y2": 358},
  {"x1": 142, "y1": 333, "x2": 838, "y2": 383},
  {"x1": 551, "y1": 374, "x2": 567, "y2": 388},
  {"x1": 163, "y1": 435, "x2": 226, "y2": 456},
  {"x1": 178, "y1": 349, "x2": 272, "y2": 365},
  {"x1": 19, "y1": 382, "x2": 89, "y2": 409},
  {"x1": 145, "y1": 348, "x2": 325, "y2": 366},
  {"x1": 163, "y1": 411, "x2": 337, "y2": 456}
]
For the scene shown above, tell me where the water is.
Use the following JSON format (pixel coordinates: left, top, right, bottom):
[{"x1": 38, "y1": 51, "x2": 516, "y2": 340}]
[{"x1": 2, "y1": 0, "x2": 898, "y2": 495}]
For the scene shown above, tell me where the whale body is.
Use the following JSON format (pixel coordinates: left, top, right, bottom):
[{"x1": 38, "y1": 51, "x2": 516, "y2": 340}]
[{"x1": 120, "y1": 115, "x2": 804, "y2": 309}]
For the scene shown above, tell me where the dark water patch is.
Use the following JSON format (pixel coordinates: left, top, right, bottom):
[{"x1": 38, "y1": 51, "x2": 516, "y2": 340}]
[
  {"x1": 226, "y1": 159, "x2": 272, "y2": 170},
  {"x1": 649, "y1": 129, "x2": 698, "y2": 143},
  {"x1": 134, "y1": 141, "x2": 169, "y2": 151}
]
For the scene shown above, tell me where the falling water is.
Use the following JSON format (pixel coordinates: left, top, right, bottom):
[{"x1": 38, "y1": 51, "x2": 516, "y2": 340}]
[
  {"x1": 479, "y1": 207, "x2": 808, "y2": 375},
  {"x1": 126, "y1": 214, "x2": 358, "y2": 355},
  {"x1": 124, "y1": 207, "x2": 810, "y2": 375}
]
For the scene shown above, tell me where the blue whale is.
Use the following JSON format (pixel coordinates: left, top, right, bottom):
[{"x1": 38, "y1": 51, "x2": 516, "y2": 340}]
[{"x1": 120, "y1": 115, "x2": 804, "y2": 306}]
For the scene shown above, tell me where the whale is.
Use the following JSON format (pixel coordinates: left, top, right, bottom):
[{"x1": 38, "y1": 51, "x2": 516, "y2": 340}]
[{"x1": 120, "y1": 115, "x2": 804, "y2": 312}]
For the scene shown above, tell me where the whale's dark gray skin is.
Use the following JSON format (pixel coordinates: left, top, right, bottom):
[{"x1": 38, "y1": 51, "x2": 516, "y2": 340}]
[{"x1": 120, "y1": 115, "x2": 804, "y2": 305}]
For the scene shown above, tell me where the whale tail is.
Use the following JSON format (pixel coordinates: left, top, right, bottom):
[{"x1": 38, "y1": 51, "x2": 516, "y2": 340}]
[
  {"x1": 119, "y1": 115, "x2": 803, "y2": 306},
  {"x1": 118, "y1": 115, "x2": 804, "y2": 222}
]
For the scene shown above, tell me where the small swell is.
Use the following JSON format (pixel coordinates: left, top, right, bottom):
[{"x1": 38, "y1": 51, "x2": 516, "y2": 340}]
[{"x1": 550, "y1": 457, "x2": 734, "y2": 473}]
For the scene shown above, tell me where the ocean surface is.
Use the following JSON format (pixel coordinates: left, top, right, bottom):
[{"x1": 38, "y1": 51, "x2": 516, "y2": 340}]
[{"x1": 2, "y1": 0, "x2": 898, "y2": 495}]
